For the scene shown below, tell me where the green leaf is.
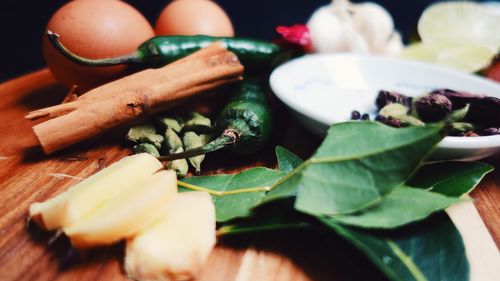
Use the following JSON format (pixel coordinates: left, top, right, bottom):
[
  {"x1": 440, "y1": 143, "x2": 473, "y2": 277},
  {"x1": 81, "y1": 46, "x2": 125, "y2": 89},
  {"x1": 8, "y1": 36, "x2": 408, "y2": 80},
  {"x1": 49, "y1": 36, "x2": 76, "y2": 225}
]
[
  {"x1": 180, "y1": 167, "x2": 286, "y2": 222},
  {"x1": 320, "y1": 213, "x2": 469, "y2": 281},
  {"x1": 295, "y1": 122, "x2": 444, "y2": 215},
  {"x1": 275, "y1": 146, "x2": 303, "y2": 172},
  {"x1": 324, "y1": 186, "x2": 460, "y2": 228},
  {"x1": 408, "y1": 161, "x2": 494, "y2": 197},
  {"x1": 217, "y1": 200, "x2": 310, "y2": 236}
]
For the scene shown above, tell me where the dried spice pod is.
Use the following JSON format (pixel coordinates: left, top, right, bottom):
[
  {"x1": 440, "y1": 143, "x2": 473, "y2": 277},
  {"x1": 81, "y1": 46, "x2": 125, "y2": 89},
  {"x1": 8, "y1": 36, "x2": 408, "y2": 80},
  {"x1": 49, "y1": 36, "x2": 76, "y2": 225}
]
[
  {"x1": 162, "y1": 128, "x2": 183, "y2": 154},
  {"x1": 430, "y1": 89, "x2": 485, "y2": 110},
  {"x1": 376, "y1": 90, "x2": 412, "y2": 110},
  {"x1": 127, "y1": 124, "x2": 164, "y2": 149},
  {"x1": 133, "y1": 143, "x2": 160, "y2": 158},
  {"x1": 184, "y1": 112, "x2": 211, "y2": 127},
  {"x1": 156, "y1": 116, "x2": 183, "y2": 133},
  {"x1": 183, "y1": 132, "x2": 205, "y2": 174},
  {"x1": 166, "y1": 148, "x2": 189, "y2": 178},
  {"x1": 465, "y1": 97, "x2": 500, "y2": 127},
  {"x1": 415, "y1": 94, "x2": 452, "y2": 122}
]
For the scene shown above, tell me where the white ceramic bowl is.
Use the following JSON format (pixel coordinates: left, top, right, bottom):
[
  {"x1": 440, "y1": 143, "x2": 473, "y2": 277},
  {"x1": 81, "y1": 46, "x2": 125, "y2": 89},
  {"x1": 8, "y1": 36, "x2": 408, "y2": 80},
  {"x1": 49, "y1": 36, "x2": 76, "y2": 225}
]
[{"x1": 270, "y1": 53, "x2": 500, "y2": 161}]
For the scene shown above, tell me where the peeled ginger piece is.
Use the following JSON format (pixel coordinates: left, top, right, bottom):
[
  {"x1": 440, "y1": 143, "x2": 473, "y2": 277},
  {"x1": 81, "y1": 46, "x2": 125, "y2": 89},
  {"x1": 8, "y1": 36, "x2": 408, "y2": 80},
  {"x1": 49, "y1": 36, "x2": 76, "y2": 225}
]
[
  {"x1": 29, "y1": 153, "x2": 163, "y2": 230},
  {"x1": 64, "y1": 170, "x2": 177, "y2": 248},
  {"x1": 125, "y1": 191, "x2": 216, "y2": 281}
]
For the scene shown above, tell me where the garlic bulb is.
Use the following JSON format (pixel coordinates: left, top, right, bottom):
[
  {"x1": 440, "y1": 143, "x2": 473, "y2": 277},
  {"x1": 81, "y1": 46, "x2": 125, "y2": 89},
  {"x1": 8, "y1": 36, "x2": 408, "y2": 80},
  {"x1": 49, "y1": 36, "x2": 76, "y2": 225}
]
[{"x1": 307, "y1": 0, "x2": 403, "y2": 56}]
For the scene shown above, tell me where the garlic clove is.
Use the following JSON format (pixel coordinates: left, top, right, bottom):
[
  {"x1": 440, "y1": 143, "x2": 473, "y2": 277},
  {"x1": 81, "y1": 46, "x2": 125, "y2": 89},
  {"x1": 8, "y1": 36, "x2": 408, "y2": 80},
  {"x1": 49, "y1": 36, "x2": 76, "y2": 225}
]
[
  {"x1": 307, "y1": 6, "x2": 349, "y2": 53},
  {"x1": 376, "y1": 32, "x2": 404, "y2": 57},
  {"x1": 350, "y1": 2, "x2": 395, "y2": 51}
]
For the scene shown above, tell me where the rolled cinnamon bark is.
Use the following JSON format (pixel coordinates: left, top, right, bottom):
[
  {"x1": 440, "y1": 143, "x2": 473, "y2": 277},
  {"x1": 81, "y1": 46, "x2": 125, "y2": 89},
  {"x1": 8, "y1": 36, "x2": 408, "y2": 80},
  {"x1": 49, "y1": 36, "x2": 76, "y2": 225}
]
[{"x1": 27, "y1": 43, "x2": 244, "y2": 154}]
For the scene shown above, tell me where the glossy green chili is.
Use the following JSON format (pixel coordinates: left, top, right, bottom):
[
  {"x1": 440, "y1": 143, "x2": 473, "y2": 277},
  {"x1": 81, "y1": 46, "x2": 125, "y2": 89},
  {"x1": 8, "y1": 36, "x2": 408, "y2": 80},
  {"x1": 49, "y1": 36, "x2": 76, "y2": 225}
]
[
  {"x1": 157, "y1": 78, "x2": 272, "y2": 161},
  {"x1": 47, "y1": 31, "x2": 288, "y2": 73}
]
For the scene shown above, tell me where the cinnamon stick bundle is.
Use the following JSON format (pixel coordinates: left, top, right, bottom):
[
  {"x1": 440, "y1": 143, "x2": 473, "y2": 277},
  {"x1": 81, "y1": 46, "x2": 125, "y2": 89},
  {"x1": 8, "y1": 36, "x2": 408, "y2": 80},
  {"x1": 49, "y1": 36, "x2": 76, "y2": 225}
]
[{"x1": 27, "y1": 43, "x2": 244, "y2": 154}]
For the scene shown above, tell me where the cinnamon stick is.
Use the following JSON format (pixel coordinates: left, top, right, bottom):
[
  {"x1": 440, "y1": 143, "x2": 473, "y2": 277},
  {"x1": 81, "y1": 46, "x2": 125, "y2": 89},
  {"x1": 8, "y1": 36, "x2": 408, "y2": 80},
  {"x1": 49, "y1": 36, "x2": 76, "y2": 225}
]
[{"x1": 27, "y1": 43, "x2": 244, "y2": 154}]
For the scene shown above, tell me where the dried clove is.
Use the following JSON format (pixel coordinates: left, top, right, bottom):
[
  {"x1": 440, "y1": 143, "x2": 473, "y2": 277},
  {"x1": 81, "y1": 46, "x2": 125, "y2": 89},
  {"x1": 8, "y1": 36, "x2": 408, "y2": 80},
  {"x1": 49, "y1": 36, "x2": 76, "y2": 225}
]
[
  {"x1": 376, "y1": 90, "x2": 412, "y2": 110},
  {"x1": 430, "y1": 89, "x2": 485, "y2": 110},
  {"x1": 415, "y1": 94, "x2": 452, "y2": 122}
]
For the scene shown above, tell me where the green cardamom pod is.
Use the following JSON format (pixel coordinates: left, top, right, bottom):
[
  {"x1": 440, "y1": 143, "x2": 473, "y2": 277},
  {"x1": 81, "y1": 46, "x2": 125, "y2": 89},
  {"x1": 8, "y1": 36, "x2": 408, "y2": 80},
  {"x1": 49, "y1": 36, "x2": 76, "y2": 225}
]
[
  {"x1": 133, "y1": 143, "x2": 160, "y2": 158},
  {"x1": 379, "y1": 103, "x2": 409, "y2": 117},
  {"x1": 127, "y1": 124, "x2": 164, "y2": 149},
  {"x1": 447, "y1": 104, "x2": 470, "y2": 123},
  {"x1": 183, "y1": 131, "x2": 205, "y2": 174},
  {"x1": 162, "y1": 127, "x2": 183, "y2": 154},
  {"x1": 199, "y1": 134, "x2": 213, "y2": 145},
  {"x1": 379, "y1": 103, "x2": 424, "y2": 126},
  {"x1": 184, "y1": 112, "x2": 211, "y2": 127},
  {"x1": 126, "y1": 124, "x2": 156, "y2": 143},
  {"x1": 166, "y1": 147, "x2": 189, "y2": 178},
  {"x1": 450, "y1": 122, "x2": 476, "y2": 134},
  {"x1": 156, "y1": 116, "x2": 183, "y2": 133}
]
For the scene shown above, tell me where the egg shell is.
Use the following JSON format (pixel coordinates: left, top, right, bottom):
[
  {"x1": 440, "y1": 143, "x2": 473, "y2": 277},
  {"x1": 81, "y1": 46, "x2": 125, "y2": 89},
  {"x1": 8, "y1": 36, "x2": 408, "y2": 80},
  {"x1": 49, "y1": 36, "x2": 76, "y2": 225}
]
[
  {"x1": 43, "y1": 0, "x2": 155, "y2": 92},
  {"x1": 155, "y1": 0, "x2": 234, "y2": 37}
]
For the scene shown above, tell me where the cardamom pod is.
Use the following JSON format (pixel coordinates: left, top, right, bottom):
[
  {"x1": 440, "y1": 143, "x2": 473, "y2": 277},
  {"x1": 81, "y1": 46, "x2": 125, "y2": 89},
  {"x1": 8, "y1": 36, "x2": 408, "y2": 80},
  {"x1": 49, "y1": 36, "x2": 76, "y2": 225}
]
[
  {"x1": 162, "y1": 128, "x2": 183, "y2": 154},
  {"x1": 133, "y1": 143, "x2": 160, "y2": 158},
  {"x1": 166, "y1": 147, "x2": 189, "y2": 178},
  {"x1": 183, "y1": 131, "x2": 205, "y2": 174},
  {"x1": 126, "y1": 124, "x2": 157, "y2": 143},
  {"x1": 184, "y1": 112, "x2": 211, "y2": 127},
  {"x1": 127, "y1": 124, "x2": 164, "y2": 149},
  {"x1": 156, "y1": 116, "x2": 183, "y2": 133}
]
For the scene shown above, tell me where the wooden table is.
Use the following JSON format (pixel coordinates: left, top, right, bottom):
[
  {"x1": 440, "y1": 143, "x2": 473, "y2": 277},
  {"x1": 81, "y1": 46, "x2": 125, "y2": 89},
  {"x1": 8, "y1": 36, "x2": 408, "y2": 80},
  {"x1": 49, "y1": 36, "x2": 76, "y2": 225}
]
[{"x1": 0, "y1": 69, "x2": 498, "y2": 281}]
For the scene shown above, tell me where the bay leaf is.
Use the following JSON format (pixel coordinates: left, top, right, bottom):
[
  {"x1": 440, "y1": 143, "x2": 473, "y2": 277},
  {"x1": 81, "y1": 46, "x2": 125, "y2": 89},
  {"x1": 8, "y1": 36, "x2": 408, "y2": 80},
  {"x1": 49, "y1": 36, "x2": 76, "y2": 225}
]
[
  {"x1": 180, "y1": 167, "x2": 286, "y2": 222},
  {"x1": 320, "y1": 213, "x2": 469, "y2": 281},
  {"x1": 295, "y1": 122, "x2": 444, "y2": 215},
  {"x1": 324, "y1": 186, "x2": 460, "y2": 228},
  {"x1": 276, "y1": 146, "x2": 303, "y2": 172},
  {"x1": 408, "y1": 161, "x2": 494, "y2": 197}
]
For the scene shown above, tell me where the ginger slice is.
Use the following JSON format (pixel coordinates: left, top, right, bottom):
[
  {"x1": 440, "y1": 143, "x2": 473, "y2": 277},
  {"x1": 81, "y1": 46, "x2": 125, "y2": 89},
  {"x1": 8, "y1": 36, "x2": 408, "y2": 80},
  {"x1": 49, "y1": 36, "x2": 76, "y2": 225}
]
[
  {"x1": 125, "y1": 191, "x2": 216, "y2": 281},
  {"x1": 29, "y1": 153, "x2": 163, "y2": 230},
  {"x1": 63, "y1": 170, "x2": 178, "y2": 248}
]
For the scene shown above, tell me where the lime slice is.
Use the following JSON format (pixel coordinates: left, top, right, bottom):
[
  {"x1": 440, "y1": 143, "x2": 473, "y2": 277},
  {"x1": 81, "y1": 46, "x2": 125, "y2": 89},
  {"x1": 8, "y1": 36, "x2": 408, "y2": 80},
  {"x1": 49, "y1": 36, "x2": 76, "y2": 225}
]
[
  {"x1": 400, "y1": 43, "x2": 439, "y2": 62},
  {"x1": 401, "y1": 43, "x2": 495, "y2": 73},
  {"x1": 418, "y1": 1, "x2": 500, "y2": 51},
  {"x1": 435, "y1": 45, "x2": 496, "y2": 72}
]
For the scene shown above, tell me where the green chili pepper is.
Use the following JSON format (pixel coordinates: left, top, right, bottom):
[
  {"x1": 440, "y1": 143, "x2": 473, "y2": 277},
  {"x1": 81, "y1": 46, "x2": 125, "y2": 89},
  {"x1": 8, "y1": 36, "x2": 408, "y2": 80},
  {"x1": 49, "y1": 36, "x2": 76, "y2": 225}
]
[
  {"x1": 158, "y1": 78, "x2": 272, "y2": 161},
  {"x1": 47, "y1": 31, "x2": 289, "y2": 73}
]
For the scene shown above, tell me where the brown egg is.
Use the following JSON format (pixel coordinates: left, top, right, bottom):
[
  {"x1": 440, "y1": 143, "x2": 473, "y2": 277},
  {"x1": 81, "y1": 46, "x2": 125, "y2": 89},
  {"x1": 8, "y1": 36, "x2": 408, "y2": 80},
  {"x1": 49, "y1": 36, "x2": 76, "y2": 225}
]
[
  {"x1": 43, "y1": 0, "x2": 155, "y2": 92},
  {"x1": 155, "y1": 0, "x2": 234, "y2": 37}
]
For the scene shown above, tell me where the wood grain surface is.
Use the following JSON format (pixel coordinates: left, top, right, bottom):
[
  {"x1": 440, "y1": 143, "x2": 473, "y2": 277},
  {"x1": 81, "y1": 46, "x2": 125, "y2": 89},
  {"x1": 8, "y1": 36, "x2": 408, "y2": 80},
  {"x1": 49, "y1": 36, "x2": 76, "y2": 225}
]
[{"x1": 0, "y1": 69, "x2": 498, "y2": 281}]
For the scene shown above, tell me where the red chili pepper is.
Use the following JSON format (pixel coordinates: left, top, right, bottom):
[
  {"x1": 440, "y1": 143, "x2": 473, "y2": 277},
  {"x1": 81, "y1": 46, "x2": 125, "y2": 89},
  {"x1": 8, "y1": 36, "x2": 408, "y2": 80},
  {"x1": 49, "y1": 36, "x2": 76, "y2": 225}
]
[{"x1": 276, "y1": 24, "x2": 313, "y2": 52}]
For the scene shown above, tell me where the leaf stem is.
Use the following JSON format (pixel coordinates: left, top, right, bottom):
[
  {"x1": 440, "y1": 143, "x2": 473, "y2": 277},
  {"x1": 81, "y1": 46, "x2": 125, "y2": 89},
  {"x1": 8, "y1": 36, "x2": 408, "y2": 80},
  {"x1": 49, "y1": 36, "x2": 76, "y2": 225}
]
[
  {"x1": 267, "y1": 160, "x2": 311, "y2": 191},
  {"x1": 177, "y1": 181, "x2": 271, "y2": 197}
]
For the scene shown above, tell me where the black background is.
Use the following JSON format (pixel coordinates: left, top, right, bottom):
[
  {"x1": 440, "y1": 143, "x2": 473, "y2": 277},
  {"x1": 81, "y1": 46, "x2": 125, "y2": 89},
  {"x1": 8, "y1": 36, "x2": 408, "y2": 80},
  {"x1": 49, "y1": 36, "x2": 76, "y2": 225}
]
[{"x1": 0, "y1": 0, "x2": 482, "y2": 82}]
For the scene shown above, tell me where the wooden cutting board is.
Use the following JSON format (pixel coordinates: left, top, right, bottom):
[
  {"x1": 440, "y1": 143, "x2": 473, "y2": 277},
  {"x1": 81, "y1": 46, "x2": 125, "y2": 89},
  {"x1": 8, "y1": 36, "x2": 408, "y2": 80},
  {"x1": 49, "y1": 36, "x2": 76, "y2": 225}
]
[{"x1": 0, "y1": 69, "x2": 498, "y2": 281}]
